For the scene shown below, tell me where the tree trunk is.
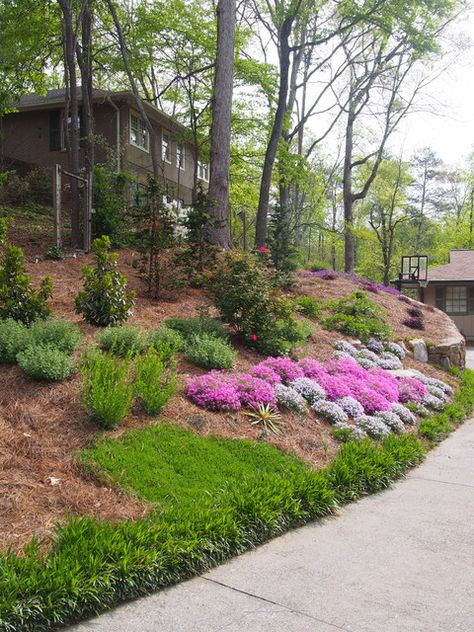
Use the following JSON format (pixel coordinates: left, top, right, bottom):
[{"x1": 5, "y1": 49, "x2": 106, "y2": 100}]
[
  {"x1": 343, "y1": 101, "x2": 355, "y2": 272},
  {"x1": 79, "y1": 0, "x2": 94, "y2": 173},
  {"x1": 255, "y1": 17, "x2": 292, "y2": 247},
  {"x1": 58, "y1": 0, "x2": 81, "y2": 247},
  {"x1": 207, "y1": 0, "x2": 236, "y2": 248}
]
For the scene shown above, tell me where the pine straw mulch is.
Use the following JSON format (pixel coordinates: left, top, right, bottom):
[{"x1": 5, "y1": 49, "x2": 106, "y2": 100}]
[{"x1": 0, "y1": 255, "x2": 457, "y2": 553}]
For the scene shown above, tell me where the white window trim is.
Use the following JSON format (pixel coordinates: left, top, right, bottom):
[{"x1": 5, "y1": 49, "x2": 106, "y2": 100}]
[
  {"x1": 162, "y1": 131, "x2": 171, "y2": 164},
  {"x1": 198, "y1": 160, "x2": 209, "y2": 183},
  {"x1": 176, "y1": 142, "x2": 185, "y2": 171},
  {"x1": 129, "y1": 110, "x2": 149, "y2": 153}
]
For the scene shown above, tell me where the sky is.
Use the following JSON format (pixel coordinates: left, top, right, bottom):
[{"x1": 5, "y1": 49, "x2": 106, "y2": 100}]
[{"x1": 393, "y1": 6, "x2": 474, "y2": 167}]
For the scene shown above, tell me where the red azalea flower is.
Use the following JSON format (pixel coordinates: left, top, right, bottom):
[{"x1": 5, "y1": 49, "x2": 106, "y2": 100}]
[
  {"x1": 258, "y1": 246, "x2": 270, "y2": 253},
  {"x1": 251, "y1": 334, "x2": 258, "y2": 341}
]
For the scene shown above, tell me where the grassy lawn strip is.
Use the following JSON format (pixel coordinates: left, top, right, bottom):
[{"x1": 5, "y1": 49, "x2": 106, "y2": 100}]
[{"x1": 1, "y1": 369, "x2": 473, "y2": 631}]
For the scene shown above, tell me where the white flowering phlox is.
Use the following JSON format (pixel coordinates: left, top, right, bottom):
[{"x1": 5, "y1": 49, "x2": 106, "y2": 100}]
[
  {"x1": 356, "y1": 415, "x2": 391, "y2": 439},
  {"x1": 334, "y1": 340, "x2": 358, "y2": 356},
  {"x1": 332, "y1": 421, "x2": 367, "y2": 441},
  {"x1": 385, "y1": 342, "x2": 406, "y2": 360},
  {"x1": 355, "y1": 356, "x2": 377, "y2": 369},
  {"x1": 377, "y1": 352, "x2": 403, "y2": 370},
  {"x1": 422, "y1": 394, "x2": 445, "y2": 411},
  {"x1": 390, "y1": 403, "x2": 417, "y2": 425},
  {"x1": 426, "y1": 384, "x2": 449, "y2": 402},
  {"x1": 336, "y1": 396, "x2": 365, "y2": 419},
  {"x1": 333, "y1": 350, "x2": 354, "y2": 361},
  {"x1": 378, "y1": 411, "x2": 405, "y2": 434},
  {"x1": 274, "y1": 384, "x2": 307, "y2": 415},
  {"x1": 357, "y1": 348, "x2": 379, "y2": 362},
  {"x1": 289, "y1": 377, "x2": 326, "y2": 404},
  {"x1": 312, "y1": 399, "x2": 348, "y2": 424},
  {"x1": 366, "y1": 338, "x2": 384, "y2": 354}
]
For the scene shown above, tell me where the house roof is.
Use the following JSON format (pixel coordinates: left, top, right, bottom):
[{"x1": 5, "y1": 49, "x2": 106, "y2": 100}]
[
  {"x1": 14, "y1": 88, "x2": 188, "y2": 136},
  {"x1": 427, "y1": 250, "x2": 474, "y2": 282}
]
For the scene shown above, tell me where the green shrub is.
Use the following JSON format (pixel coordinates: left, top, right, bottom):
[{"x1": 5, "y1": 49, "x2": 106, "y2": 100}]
[
  {"x1": 294, "y1": 295, "x2": 322, "y2": 320},
  {"x1": 324, "y1": 291, "x2": 391, "y2": 342},
  {"x1": 75, "y1": 236, "x2": 135, "y2": 327},
  {"x1": 0, "y1": 219, "x2": 51, "y2": 324},
  {"x1": 207, "y1": 250, "x2": 307, "y2": 355},
  {"x1": 29, "y1": 318, "x2": 82, "y2": 354},
  {"x1": 82, "y1": 350, "x2": 133, "y2": 429},
  {"x1": 185, "y1": 334, "x2": 236, "y2": 369},
  {"x1": 147, "y1": 326, "x2": 184, "y2": 362},
  {"x1": 98, "y1": 325, "x2": 146, "y2": 357},
  {"x1": 45, "y1": 245, "x2": 64, "y2": 260},
  {"x1": 165, "y1": 313, "x2": 228, "y2": 341},
  {"x1": 134, "y1": 348, "x2": 178, "y2": 415},
  {"x1": 0, "y1": 317, "x2": 30, "y2": 363},
  {"x1": 17, "y1": 344, "x2": 76, "y2": 381}
]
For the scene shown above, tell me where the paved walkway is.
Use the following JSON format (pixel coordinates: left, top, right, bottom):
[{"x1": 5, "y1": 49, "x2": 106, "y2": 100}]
[{"x1": 70, "y1": 412, "x2": 474, "y2": 632}]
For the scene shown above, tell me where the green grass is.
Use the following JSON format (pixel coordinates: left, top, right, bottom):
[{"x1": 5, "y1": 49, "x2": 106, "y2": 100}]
[
  {"x1": 1, "y1": 369, "x2": 473, "y2": 631},
  {"x1": 81, "y1": 423, "x2": 307, "y2": 509}
]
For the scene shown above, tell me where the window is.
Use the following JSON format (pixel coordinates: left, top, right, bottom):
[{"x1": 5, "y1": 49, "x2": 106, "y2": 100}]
[
  {"x1": 176, "y1": 142, "x2": 185, "y2": 170},
  {"x1": 198, "y1": 161, "x2": 209, "y2": 182},
  {"x1": 446, "y1": 287, "x2": 467, "y2": 313},
  {"x1": 130, "y1": 113, "x2": 149, "y2": 151},
  {"x1": 162, "y1": 132, "x2": 171, "y2": 163}
]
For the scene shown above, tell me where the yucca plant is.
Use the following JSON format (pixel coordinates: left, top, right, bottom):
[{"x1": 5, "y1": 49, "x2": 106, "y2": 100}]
[{"x1": 245, "y1": 403, "x2": 283, "y2": 435}]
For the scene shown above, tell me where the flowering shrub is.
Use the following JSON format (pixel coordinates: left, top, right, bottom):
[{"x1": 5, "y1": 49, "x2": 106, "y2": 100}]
[
  {"x1": 310, "y1": 269, "x2": 338, "y2": 280},
  {"x1": 426, "y1": 384, "x2": 449, "y2": 401},
  {"x1": 336, "y1": 396, "x2": 365, "y2": 418},
  {"x1": 185, "y1": 373, "x2": 241, "y2": 411},
  {"x1": 289, "y1": 377, "x2": 326, "y2": 403},
  {"x1": 333, "y1": 350, "x2": 354, "y2": 361},
  {"x1": 366, "y1": 338, "x2": 384, "y2": 354},
  {"x1": 377, "y1": 352, "x2": 403, "y2": 370},
  {"x1": 397, "y1": 377, "x2": 427, "y2": 403},
  {"x1": 385, "y1": 342, "x2": 406, "y2": 359},
  {"x1": 390, "y1": 402, "x2": 417, "y2": 425},
  {"x1": 334, "y1": 340, "x2": 358, "y2": 356},
  {"x1": 332, "y1": 422, "x2": 367, "y2": 441},
  {"x1": 312, "y1": 399, "x2": 348, "y2": 424},
  {"x1": 409, "y1": 371, "x2": 453, "y2": 395},
  {"x1": 230, "y1": 374, "x2": 276, "y2": 408},
  {"x1": 255, "y1": 357, "x2": 304, "y2": 383},
  {"x1": 366, "y1": 368, "x2": 399, "y2": 402},
  {"x1": 274, "y1": 384, "x2": 307, "y2": 414},
  {"x1": 355, "y1": 387, "x2": 391, "y2": 414},
  {"x1": 250, "y1": 364, "x2": 282, "y2": 385},
  {"x1": 298, "y1": 358, "x2": 328, "y2": 381},
  {"x1": 378, "y1": 411, "x2": 405, "y2": 434},
  {"x1": 356, "y1": 415, "x2": 390, "y2": 439},
  {"x1": 422, "y1": 394, "x2": 445, "y2": 410},
  {"x1": 327, "y1": 357, "x2": 367, "y2": 379}
]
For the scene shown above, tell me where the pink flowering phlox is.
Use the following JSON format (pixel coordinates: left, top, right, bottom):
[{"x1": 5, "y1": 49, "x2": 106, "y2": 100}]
[
  {"x1": 250, "y1": 364, "x2": 282, "y2": 385},
  {"x1": 256, "y1": 357, "x2": 304, "y2": 384},
  {"x1": 354, "y1": 387, "x2": 391, "y2": 414},
  {"x1": 318, "y1": 374, "x2": 354, "y2": 400},
  {"x1": 327, "y1": 357, "x2": 367, "y2": 380},
  {"x1": 185, "y1": 373, "x2": 241, "y2": 412},
  {"x1": 297, "y1": 357, "x2": 328, "y2": 381},
  {"x1": 397, "y1": 377, "x2": 428, "y2": 403},
  {"x1": 229, "y1": 374, "x2": 276, "y2": 408}
]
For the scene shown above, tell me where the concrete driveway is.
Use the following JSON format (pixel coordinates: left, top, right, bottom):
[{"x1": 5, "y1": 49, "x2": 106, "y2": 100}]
[{"x1": 68, "y1": 408, "x2": 474, "y2": 632}]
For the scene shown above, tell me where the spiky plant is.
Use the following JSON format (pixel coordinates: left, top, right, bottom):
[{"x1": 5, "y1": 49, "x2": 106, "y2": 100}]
[{"x1": 245, "y1": 403, "x2": 283, "y2": 435}]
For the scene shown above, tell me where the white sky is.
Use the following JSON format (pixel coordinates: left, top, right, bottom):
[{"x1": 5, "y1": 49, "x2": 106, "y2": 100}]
[{"x1": 392, "y1": 6, "x2": 474, "y2": 167}]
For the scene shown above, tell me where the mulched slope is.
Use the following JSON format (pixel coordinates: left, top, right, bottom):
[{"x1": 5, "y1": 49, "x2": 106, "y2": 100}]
[{"x1": 0, "y1": 255, "x2": 456, "y2": 553}]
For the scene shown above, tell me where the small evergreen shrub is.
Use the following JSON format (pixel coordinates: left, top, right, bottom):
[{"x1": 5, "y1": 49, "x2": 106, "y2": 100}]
[
  {"x1": 29, "y1": 318, "x2": 82, "y2": 354},
  {"x1": 98, "y1": 326, "x2": 146, "y2": 357},
  {"x1": 165, "y1": 314, "x2": 228, "y2": 342},
  {"x1": 323, "y1": 292, "x2": 390, "y2": 343},
  {"x1": 75, "y1": 236, "x2": 135, "y2": 326},
  {"x1": 403, "y1": 317, "x2": 424, "y2": 330},
  {"x1": 207, "y1": 250, "x2": 307, "y2": 356},
  {"x1": 134, "y1": 348, "x2": 177, "y2": 415},
  {"x1": 294, "y1": 296, "x2": 322, "y2": 319},
  {"x1": 0, "y1": 318, "x2": 30, "y2": 363},
  {"x1": 407, "y1": 307, "x2": 423, "y2": 318},
  {"x1": 185, "y1": 334, "x2": 236, "y2": 370},
  {"x1": 45, "y1": 245, "x2": 64, "y2": 260},
  {"x1": 17, "y1": 344, "x2": 75, "y2": 381},
  {"x1": 147, "y1": 327, "x2": 184, "y2": 362},
  {"x1": 0, "y1": 219, "x2": 51, "y2": 324},
  {"x1": 82, "y1": 350, "x2": 133, "y2": 428}
]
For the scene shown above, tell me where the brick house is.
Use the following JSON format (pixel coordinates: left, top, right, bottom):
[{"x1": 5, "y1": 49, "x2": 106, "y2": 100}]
[{"x1": 0, "y1": 88, "x2": 209, "y2": 206}]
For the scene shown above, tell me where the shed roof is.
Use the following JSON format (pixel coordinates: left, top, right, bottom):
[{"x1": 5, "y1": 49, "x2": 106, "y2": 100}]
[{"x1": 428, "y1": 250, "x2": 474, "y2": 282}]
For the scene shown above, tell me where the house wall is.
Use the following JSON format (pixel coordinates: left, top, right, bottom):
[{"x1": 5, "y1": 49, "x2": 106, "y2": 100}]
[
  {"x1": 122, "y1": 105, "x2": 198, "y2": 205},
  {"x1": 423, "y1": 283, "x2": 474, "y2": 339}
]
